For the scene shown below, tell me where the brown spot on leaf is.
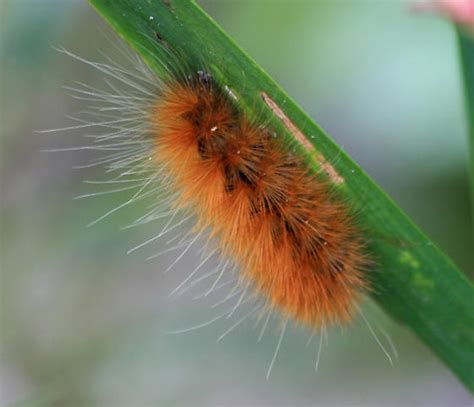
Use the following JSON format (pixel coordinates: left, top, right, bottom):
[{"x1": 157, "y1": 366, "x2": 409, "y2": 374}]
[{"x1": 261, "y1": 92, "x2": 344, "y2": 185}]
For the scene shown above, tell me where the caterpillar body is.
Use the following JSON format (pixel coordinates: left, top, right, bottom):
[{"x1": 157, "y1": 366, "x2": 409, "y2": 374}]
[
  {"x1": 154, "y1": 73, "x2": 369, "y2": 328},
  {"x1": 53, "y1": 35, "x2": 382, "y2": 375}
]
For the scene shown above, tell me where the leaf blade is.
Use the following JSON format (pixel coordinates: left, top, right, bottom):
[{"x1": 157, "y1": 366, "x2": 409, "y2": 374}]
[{"x1": 87, "y1": 0, "x2": 474, "y2": 390}]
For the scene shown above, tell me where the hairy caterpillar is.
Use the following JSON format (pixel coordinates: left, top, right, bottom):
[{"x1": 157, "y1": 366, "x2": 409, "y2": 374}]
[{"x1": 46, "y1": 31, "x2": 396, "y2": 376}]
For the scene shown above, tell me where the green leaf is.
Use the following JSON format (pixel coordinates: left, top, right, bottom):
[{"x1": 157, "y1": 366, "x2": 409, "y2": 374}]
[
  {"x1": 87, "y1": 0, "x2": 474, "y2": 390},
  {"x1": 457, "y1": 28, "x2": 474, "y2": 222}
]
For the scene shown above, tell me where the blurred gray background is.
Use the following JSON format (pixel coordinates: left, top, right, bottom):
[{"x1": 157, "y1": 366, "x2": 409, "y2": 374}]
[{"x1": 2, "y1": 0, "x2": 473, "y2": 405}]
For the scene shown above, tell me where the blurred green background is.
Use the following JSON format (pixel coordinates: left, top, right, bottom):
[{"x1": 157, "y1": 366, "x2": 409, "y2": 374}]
[{"x1": 2, "y1": 0, "x2": 473, "y2": 405}]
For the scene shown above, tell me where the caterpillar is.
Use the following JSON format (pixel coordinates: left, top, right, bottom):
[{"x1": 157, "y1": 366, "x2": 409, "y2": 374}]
[
  {"x1": 48, "y1": 32, "x2": 393, "y2": 376},
  {"x1": 154, "y1": 72, "x2": 368, "y2": 328}
]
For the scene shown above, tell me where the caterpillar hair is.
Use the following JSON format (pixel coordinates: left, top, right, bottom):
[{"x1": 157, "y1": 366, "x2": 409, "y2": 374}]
[{"x1": 45, "y1": 33, "x2": 396, "y2": 377}]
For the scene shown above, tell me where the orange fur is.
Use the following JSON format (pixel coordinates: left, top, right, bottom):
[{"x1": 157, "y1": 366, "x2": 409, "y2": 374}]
[{"x1": 153, "y1": 77, "x2": 369, "y2": 329}]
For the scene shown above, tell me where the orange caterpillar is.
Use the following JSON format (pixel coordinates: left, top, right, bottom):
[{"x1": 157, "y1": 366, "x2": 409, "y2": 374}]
[
  {"x1": 56, "y1": 46, "x2": 372, "y2": 372},
  {"x1": 153, "y1": 73, "x2": 369, "y2": 329}
]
